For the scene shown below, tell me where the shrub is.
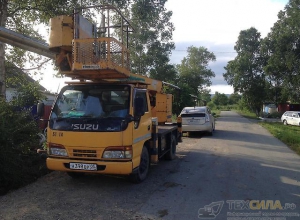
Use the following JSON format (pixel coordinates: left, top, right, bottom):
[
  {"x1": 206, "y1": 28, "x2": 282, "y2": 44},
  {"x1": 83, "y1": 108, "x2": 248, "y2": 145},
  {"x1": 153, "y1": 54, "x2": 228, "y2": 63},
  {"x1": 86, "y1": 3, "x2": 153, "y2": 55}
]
[
  {"x1": 0, "y1": 100, "x2": 48, "y2": 195},
  {"x1": 207, "y1": 101, "x2": 216, "y2": 110},
  {"x1": 269, "y1": 111, "x2": 283, "y2": 119}
]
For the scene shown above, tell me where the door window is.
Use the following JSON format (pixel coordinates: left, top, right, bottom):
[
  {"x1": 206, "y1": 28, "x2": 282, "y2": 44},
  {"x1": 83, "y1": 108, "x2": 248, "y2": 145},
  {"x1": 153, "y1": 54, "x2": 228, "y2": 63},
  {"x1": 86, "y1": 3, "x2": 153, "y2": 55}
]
[{"x1": 135, "y1": 91, "x2": 148, "y2": 113}]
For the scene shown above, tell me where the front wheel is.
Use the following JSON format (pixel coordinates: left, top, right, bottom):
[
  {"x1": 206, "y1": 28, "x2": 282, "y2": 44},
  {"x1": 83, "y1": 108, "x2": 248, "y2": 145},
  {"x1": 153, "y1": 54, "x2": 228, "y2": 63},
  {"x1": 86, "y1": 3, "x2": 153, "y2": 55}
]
[
  {"x1": 129, "y1": 146, "x2": 150, "y2": 183},
  {"x1": 283, "y1": 120, "x2": 288, "y2": 125}
]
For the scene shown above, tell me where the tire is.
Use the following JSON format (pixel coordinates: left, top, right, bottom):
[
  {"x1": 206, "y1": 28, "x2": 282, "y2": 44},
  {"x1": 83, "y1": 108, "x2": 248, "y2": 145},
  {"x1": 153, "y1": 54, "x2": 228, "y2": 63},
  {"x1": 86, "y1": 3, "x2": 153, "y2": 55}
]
[
  {"x1": 67, "y1": 172, "x2": 85, "y2": 178},
  {"x1": 283, "y1": 120, "x2": 288, "y2": 125},
  {"x1": 207, "y1": 124, "x2": 214, "y2": 136},
  {"x1": 129, "y1": 146, "x2": 150, "y2": 183},
  {"x1": 165, "y1": 134, "x2": 176, "y2": 160}
]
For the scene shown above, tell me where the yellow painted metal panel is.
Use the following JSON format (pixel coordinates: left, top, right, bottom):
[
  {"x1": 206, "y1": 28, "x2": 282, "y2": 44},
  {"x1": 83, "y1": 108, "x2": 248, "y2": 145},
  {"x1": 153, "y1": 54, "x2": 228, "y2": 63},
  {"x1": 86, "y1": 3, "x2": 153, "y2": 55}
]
[
  {"x1": 155, "y1": 93, "x2": 173, "y2": 123},
  {"x1": 49, "y1": 16, "x2": 73, "y2": 51},
  {"x1": 48, "y1": 128, "x2": 133, "y2": 148},
  {"x1": 131, "y1": 113, "x2": 152, "y2": 168},
  {"x1": 132, "y1": 95, "x2": 152, "y2": 168}
]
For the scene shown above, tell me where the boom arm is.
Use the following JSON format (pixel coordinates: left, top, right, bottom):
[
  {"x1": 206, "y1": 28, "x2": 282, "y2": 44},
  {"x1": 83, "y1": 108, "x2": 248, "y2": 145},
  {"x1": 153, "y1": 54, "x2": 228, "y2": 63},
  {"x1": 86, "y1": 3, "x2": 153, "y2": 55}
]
[{"x1": 0, "y1": 26, "x2": 56, "y2": 59}]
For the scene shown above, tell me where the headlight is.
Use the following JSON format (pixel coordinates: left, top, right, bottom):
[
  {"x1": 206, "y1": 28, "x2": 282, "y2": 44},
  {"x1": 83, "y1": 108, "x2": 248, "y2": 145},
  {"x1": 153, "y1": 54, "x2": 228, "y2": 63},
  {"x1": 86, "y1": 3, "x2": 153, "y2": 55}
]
[
  {"x1": 102, "y1": 146, "x2": 132, "y2": 159},
  {"x1": 49, "y1": 143, "x2": 68, "y2": 156}
]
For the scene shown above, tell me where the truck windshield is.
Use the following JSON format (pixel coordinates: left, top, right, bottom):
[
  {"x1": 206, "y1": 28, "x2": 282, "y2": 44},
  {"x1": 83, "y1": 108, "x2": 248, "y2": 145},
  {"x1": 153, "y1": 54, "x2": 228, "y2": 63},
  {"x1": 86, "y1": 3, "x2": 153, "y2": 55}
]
[{"x1": 49, "y1": 85, "x2": 130, "y2": 132}]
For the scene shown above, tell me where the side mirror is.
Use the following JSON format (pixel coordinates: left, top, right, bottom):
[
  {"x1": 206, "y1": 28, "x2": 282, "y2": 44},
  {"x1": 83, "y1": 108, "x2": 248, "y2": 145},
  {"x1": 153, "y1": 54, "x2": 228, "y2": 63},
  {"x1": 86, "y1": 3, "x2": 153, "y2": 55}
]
[
  {"x1": 37, "y1": 102, "x2": 45, "y2": 117},
  {"x1": 134, "y1": 97, "x2": 145, "y2": 118}
]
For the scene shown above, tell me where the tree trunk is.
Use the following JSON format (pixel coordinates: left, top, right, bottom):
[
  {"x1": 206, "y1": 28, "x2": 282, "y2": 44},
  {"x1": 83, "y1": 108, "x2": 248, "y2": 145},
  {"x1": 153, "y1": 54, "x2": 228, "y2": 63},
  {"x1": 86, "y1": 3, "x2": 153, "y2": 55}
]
[{"x1": 0, "y1": 0, "x2": 8, "y2": 100}]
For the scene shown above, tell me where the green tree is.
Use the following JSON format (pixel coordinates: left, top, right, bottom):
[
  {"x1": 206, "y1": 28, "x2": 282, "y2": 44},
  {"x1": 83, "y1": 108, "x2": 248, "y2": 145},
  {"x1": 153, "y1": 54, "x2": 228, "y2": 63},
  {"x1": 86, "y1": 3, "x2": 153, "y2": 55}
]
[
  {"x1": 261, "y1": 0, "x2": 300, "y2": 103},
  {"x1": 223, "y1": 27, "x2": 266, "y2": 116},
  {"x1": 177, "y1": 46, "x2": 216, "y2": 95},
  {"x1": 199, "y1": 89, "x2": 212, "y2": 106},
  {"x1": 228, "y1": 93, "x2": 241, "y2": 105},
  {"x1": 207, "y1": 101, "x2": 216, "y2": 110},
  {"x1": 6, "y1": 63, "x2": 45, "y2": 107},
  {"x1": 129, "y1": 0, "x2": 175, "y2": 80},
  {"x1": 172, "y1": 84, "x2": 196, "y2": 115},
  {"x1": 175, "y1": 46, "x2": 216, "y2": 113},
  {"x1": 212, "y1": 92, "x2": 228, "y2": 106}
]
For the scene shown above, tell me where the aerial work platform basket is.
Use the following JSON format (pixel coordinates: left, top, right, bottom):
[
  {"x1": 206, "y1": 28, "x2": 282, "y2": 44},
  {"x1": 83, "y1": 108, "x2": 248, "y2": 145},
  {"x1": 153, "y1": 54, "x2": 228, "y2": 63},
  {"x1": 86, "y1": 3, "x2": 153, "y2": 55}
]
[
  {"x1": 71, "y1": 37, "x2": 131, "y2": 79},
  {"x1": 49, "y1": 4, "x2": 133, "y2": 81}
]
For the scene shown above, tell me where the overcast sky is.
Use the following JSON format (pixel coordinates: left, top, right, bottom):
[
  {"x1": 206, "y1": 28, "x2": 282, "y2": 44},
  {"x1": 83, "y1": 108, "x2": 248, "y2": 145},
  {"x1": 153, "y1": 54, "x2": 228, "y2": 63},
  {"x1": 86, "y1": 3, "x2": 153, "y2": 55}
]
[
  {"x1": 38, "y1": 0, "x2": 289, "y2": 94},
  {"x1": 165, "y1": 0, "x2": 289, "y2": 94}
]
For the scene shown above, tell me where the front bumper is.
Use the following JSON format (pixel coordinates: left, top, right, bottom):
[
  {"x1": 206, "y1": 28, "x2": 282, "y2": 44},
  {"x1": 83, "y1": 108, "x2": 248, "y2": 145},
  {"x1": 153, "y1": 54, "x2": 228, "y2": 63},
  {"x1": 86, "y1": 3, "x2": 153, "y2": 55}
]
[{"x1": 47, "y1": 157, "x2": 133, "y2": 175}]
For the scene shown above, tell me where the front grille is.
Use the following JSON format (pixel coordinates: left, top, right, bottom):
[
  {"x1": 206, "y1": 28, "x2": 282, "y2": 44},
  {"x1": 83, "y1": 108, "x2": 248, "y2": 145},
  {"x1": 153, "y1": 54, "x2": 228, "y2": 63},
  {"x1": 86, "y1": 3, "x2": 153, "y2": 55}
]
[{"x1": 72, "y1": 149, "x2": 97, "y2": 158}]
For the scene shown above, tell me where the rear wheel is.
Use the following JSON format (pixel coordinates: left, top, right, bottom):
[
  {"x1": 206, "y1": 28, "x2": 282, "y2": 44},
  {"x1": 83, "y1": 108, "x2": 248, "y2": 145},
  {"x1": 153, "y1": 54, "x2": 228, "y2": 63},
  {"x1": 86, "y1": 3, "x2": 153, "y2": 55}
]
[
  {"x1": 165, "y1": 134, "x2": 176, "y2": 160},
  {"x1": 129, "y1": 146, "x2": 150, "y2": 183},
  {"x1": 283, "y1": 120, "x2": 288, "y2": 125},
  {"x1": 207, "y1": 124, "x2": 214, "y2": 136}
]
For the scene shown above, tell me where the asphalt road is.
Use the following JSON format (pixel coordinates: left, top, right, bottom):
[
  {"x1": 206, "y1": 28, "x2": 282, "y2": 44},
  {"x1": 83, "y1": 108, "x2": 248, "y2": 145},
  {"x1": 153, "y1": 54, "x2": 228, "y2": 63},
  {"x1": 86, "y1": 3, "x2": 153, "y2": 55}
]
[{"x1": 0, "y1": 111, "x2": 299, "y2": 220}]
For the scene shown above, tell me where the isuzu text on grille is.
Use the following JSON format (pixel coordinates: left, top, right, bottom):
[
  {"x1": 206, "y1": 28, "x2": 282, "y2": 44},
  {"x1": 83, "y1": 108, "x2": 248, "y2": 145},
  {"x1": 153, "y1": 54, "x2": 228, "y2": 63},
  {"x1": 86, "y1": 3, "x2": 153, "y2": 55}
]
[{"x1": 72, "y1": 124, "x2": 99, "y2": 130}]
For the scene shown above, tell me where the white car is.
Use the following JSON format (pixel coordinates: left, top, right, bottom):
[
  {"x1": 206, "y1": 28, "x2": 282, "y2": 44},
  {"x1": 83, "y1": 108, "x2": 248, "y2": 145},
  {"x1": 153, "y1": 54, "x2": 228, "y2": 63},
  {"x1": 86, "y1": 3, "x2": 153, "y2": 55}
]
[
  {"x1": 179, "y1": 106, "x2": 215, "y2": 136},
  {"x1": 281, "y1": 111, "x2": 300, "y2": 126}
]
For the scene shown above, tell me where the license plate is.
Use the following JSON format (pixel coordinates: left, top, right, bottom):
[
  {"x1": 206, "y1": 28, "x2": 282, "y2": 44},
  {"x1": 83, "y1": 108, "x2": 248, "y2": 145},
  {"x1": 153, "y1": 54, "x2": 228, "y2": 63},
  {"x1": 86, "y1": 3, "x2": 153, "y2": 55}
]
[{"x1": 69, "y1": 163, "x2": 97, "y2": 171}]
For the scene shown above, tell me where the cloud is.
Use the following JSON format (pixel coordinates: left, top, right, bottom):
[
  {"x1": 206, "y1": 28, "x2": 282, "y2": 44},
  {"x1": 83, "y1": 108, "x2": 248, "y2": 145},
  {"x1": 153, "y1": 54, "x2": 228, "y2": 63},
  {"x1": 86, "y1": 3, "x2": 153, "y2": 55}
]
[
  {"x1": 166, "y1": 0, "x2": 288, "y2": 93},
  {"x1": 170, "y1": 41, "x2": 236, "y2": 86},
  {"x1": 210, "y1": 85, "x2": 234, "y2": 94},
  {"x1": 166, "y1": 0, "x2": 287, "y2": 43}
]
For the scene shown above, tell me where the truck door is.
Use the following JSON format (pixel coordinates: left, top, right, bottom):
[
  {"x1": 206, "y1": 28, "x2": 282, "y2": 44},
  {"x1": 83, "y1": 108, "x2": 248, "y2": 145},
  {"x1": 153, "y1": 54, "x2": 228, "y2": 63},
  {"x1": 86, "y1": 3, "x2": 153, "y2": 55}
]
[{"x1": 132, "y1": 89, "x2": 152, "y2": 157}]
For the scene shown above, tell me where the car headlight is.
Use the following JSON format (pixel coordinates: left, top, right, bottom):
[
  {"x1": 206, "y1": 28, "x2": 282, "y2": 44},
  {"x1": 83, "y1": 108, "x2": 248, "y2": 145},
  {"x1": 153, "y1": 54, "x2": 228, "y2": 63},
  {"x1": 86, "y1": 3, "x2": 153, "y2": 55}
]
[
  {"x1": 102, "y1": 146, "x2": 132, "y2": 159},
  {"x1": 49, "y1": 143, "x2": 68, "y2": 156}
]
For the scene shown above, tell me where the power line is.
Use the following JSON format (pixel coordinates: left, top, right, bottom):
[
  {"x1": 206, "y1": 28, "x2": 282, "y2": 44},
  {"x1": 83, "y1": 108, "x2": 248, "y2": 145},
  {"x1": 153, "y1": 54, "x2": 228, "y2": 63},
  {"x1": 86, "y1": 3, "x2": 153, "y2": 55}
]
[{"x1": 172, "y1": 50, "x2": 237, "y2": 53}]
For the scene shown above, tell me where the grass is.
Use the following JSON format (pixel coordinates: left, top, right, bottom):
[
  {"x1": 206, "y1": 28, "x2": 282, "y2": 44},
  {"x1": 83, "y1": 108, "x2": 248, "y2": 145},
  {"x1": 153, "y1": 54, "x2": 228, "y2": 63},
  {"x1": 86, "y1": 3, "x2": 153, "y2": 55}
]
[
  {"x1": 226, "y1": 109, "x2": 300, "y2": 155},
  {"x1": 258, "y1": 122, "x2": 300, "y2": 155},
  {"x1": 235, "y1": 110, "x2": 259, "y2": 120},
  {"x1": 212, "y1": 109, "x2": 221, "y2": 118}
]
